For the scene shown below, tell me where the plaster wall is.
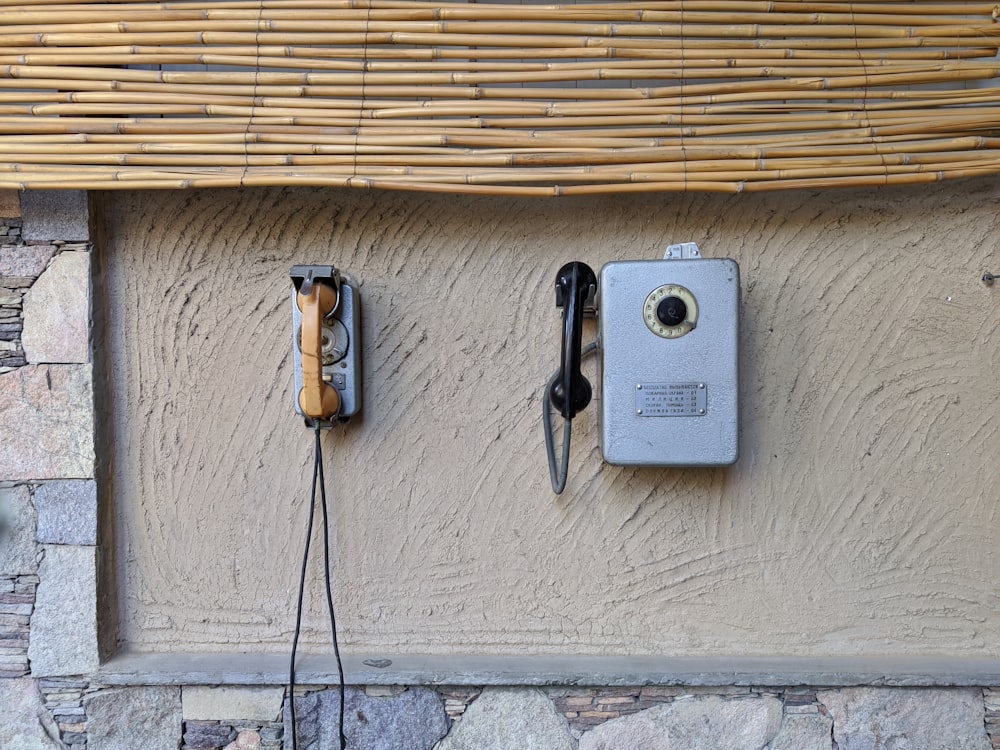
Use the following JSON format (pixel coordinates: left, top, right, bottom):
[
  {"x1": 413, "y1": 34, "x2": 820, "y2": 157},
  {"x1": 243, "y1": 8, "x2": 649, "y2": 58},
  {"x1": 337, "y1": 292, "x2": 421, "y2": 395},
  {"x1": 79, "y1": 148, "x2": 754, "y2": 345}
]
[{"x1": 99, "y1": 181, "x2": 1000, "y2": 658}]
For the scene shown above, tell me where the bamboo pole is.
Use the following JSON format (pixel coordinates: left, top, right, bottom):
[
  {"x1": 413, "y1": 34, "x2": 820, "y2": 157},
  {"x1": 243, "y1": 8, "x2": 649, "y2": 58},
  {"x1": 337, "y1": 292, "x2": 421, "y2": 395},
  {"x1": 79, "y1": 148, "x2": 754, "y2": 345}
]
[{"x1": 0, "y1": 5, "x2": 992, "y2": 25}]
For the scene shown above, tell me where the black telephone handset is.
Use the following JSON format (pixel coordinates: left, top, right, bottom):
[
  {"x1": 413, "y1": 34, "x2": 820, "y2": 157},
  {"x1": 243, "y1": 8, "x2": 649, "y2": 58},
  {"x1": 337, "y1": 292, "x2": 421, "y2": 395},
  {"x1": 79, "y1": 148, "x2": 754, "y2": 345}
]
[
  {"x1": 550, "y1": 261, "x2": 597, "y2": 419},
  {"x1": 545, "y1": 261, "x2": 597, "y2": 493}
]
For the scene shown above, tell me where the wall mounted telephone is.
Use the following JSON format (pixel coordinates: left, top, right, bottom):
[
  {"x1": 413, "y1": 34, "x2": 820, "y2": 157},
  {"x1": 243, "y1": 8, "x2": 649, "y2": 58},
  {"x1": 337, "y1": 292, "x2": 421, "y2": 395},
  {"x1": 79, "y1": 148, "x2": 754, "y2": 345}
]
[
  {"x1": 290, "y1": 264, "x2": 362, "y2": 427},
  {"x1": 287, "y1": 264, "x2": 361, "y2": 750},
  {"x1": 545, "y1": 243, "x2": 740, "y2": 493}
]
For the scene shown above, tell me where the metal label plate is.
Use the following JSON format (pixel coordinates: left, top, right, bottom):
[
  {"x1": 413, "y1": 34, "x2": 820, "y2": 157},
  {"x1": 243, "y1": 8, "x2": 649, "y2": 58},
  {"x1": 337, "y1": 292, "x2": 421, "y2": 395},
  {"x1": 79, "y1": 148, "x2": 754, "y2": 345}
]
[{"x1": 635, "y1": 383, "x2": 707, "y2": 417}]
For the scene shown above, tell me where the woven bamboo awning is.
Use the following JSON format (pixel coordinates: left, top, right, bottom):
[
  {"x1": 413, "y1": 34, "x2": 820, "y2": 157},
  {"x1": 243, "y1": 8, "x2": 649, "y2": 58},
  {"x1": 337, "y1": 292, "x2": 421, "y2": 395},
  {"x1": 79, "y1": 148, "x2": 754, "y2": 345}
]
[{"x1": 0, "y1": 0, "x2": 998, "y2": 193}]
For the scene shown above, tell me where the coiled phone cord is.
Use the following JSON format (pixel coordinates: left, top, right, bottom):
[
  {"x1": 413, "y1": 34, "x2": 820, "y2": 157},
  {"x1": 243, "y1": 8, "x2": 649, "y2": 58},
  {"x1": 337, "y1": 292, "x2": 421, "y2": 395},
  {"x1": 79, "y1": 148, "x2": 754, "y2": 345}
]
[
  {"x1": 543, "y1": 342, "x2": 598, "y2": 494},
  {"x1": 289, "y1": 425, "x2": 347, "y2": 750}
]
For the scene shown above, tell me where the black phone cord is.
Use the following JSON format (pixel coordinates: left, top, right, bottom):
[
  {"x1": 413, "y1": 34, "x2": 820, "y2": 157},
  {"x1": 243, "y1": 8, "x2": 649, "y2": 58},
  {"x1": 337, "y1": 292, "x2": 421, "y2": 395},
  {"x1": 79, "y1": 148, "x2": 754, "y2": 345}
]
[
  {"x1": 288, "y1": 425, "x2": 347, "y2": 750},
  {"x1": 543, "y1": 341, "x2": 598, "y2": 494}
]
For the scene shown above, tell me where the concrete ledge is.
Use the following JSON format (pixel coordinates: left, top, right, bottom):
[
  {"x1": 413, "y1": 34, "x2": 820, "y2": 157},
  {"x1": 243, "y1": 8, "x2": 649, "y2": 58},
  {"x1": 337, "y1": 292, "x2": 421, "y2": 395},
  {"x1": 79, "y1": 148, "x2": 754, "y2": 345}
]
[{"x1": 96, "y1": 652, "x2": 1000, "y2": 688}]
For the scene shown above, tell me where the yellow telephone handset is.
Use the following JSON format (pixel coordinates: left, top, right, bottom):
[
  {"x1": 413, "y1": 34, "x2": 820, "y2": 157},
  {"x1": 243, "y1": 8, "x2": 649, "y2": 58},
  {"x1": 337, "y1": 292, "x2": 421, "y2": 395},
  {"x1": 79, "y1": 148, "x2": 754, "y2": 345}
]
[{"x1": 296, "y1": 282, "x2": 342, "y2": 422}]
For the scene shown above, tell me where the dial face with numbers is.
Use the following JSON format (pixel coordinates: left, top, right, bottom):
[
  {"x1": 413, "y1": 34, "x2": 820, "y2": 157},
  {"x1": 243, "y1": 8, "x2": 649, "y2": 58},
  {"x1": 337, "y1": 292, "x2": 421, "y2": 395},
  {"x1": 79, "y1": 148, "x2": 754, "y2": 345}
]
[{"x1": 643, "y1": 283, "x2": 698, "y2": 338}]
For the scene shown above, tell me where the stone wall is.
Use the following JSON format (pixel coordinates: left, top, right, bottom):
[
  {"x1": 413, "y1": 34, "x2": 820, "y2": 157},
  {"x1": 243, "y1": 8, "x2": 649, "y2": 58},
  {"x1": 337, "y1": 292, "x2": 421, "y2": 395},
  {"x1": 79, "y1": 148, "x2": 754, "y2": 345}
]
[
  {"x1": 7, "y1": 679, "x2": 1000, "y2": 748},
  {"x1": 2, "y1": 187, "x2": 1000, "y2": 749}
]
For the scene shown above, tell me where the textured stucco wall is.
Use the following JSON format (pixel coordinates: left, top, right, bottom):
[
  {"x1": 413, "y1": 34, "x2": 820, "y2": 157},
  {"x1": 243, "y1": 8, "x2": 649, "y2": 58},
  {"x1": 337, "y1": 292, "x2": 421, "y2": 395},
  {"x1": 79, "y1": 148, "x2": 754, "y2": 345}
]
[{"x1": 99, "y1": 181, "x2": 1000, "y2": 658}]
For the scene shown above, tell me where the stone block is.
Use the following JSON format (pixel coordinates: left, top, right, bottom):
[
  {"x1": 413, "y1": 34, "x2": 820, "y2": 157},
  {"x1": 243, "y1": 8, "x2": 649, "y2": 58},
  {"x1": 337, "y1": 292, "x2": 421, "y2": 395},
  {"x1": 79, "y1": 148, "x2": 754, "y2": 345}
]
[
  {"x1": 28, "y1": 544, "x2": 98, "y2": 677},
  {"x1": 0, "y1": 190, "x2": 20, "y2": 218},
  {"x1": 0, "y1": 244, "x2": 55, "y2": 278},
  {"x1": 285, "y1": 686, "x2": 449, "y2": 750},
  {"x1": 578, "y1": 695, "x2": 783, "y2": 750},
  {"x1": 22, "y1": 250, "x2": 90, "y2": 364},
  {"x1": 21, "y1": 190, "x2": 89, "y2": 242},
  {"x1": 184, "y1": 721, "x2": 237, "y2": 748},
  {"x1": 85, "y1": 686, "x2": 182, "y2": 750},
  {"x1": 183, "y1": 686, "x2": 285, "y2": 721},
  {"x1": 0, "y1": 364, "x2": 95, "y2": 480},
  {"x1": 768, "y1": 712, "x2": 833, "y2": 750},
  {"x1": 0, "y1": 483, "x2": 38, "y2": 575},
  {"x1": 225, "y1": 730, "x2": 262, "y2": 750},
  {"x1": 818, "y1": 687, "x2": 990, "y2": 750},
  {"x1": 34, "y1": 479, "x2": 97, "y2": 545},
  {"x1": 435, "y1": 687, "x2": 573, "y2": 750},
  {"x1": 0, "y1": 677, "x2": 63, "y2": 749}
]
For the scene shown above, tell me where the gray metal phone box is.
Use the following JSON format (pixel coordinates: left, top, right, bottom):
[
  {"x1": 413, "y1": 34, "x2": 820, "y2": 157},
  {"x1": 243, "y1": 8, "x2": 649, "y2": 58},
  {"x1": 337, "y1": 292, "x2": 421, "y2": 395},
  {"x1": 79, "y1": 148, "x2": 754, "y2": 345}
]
[{"x1": 598, "y1": 244, "x2": 740, "y2": 466}]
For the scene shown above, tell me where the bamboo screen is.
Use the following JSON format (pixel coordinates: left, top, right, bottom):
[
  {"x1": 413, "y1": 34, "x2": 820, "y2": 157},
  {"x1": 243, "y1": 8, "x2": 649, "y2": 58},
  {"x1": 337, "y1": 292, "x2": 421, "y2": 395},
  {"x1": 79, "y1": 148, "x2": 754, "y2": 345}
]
[{"x1": 0, "y1": 1, "x2": 999, "y2": 194}]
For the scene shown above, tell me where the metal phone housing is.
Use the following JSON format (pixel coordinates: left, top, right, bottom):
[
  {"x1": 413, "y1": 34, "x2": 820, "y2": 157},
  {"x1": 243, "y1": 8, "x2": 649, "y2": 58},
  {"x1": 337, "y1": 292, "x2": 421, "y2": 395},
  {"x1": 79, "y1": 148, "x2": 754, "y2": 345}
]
[{"x1": 598, "y1": 245, "x2": 740, "y2": 466}]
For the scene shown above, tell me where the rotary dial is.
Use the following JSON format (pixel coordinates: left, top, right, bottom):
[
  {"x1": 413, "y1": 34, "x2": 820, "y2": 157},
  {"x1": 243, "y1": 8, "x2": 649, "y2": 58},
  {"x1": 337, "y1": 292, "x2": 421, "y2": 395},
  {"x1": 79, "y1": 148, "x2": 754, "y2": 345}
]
[{"x1": 643, "y1": 284, "x2": 698, "y2": 339}]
